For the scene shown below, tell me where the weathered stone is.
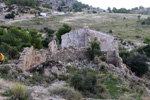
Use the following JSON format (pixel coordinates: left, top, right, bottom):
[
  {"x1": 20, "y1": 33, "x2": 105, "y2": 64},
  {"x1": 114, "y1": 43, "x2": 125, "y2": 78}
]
[
  {"x1": 48, "y1": 40, "x2": 58, "y2": 55},
  {"x1": 51, "y1": 66, "x2": 59, "y2": 76},
  {"x1": 61, "y1": 26, "x2": 121, "y2": 67},
  {"x1": 49, "y1": 46, "x2": 87, "y2": 63},
  {"x1": 17, "y1": 46, "x2": 46, "y2": 72},
  {"x1": 61, "y1": 26, "x2": 118, "y2": 51}
]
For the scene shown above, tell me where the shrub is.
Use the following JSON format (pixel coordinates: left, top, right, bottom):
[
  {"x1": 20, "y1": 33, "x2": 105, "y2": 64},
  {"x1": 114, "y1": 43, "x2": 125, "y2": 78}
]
[
  {"x1": 0, "y1": 66, "x2": 10, "y2": 74},
  {"x1": 143, "y1": 38, "x2": 150, "y2": 44},
  {"x1": 44, "y1": 27, "x2": 55, "y2": 37},
  {"x1": 140, "y1": 17, "x2": 150, "y2": 25},
  {"x1": 5, "y1": 12, "x2": 15, "y2": 19},
  {"x1": 42, "y1": 4, "x2": 52, "y2": 9},
  {"x1": 0, "y1": 28, "x2": 7, "y2": 35},
  {"x1": 0, "y1": 26, "x2": 43, "y2": 59},
  {"x1": 119, "y1": 50, "x2": 131, "y2": 63},
  {"x1": 100, "y1": 55, "x2": 106, "y2": 62},
  {"x1": 4, "y1": 59, "x2": 9, "y2": 64},
  {"x1": 93, "y1": 11, "x2": 97, "y2": 13},
  {"x1": 0, "y1": 42, "x2": 20, "y2": 59},
  {"x1": 125, "y1": 54, "x2": 148, "y2": 77},
  {"x1": 137, "y1": 45, "x2": 150, "y2": 57},
  {"x1": 8, "y1": 83, "x2": 30, "y2": 100},
  {"x1": 86, "y1": 38, "x2": 102, "y2": 60},
  {"x1": 56, "y1": 23, "x2": 72, "y2": 44},
  {"x1": 29, "y1": 29, "x2": 43, "y2": 49},
  {"x1": 70, "y1": 69, "x2": 105, "y2": 95},
  {"x1": 51, "y1": 87, "x2": 82, "y2": 100},
  {"x1": 108, "y1": 29, "x2": 113, "y2": 33}
]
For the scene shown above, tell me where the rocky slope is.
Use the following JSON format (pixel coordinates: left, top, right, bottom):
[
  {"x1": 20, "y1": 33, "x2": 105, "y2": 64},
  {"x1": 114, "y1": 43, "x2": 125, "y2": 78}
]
[{"x1": 39, "y1": 0, "x2": 104, "y2": 13}]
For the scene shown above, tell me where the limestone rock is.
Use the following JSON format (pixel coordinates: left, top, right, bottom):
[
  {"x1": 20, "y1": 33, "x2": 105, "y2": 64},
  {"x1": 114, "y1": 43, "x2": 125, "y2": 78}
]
[
  {"x1": 30, "y1": 60, "x2": 66, "y2": 76},
  {"x1": 51, "y1": 66, "x2": 59, "y2": 76}
]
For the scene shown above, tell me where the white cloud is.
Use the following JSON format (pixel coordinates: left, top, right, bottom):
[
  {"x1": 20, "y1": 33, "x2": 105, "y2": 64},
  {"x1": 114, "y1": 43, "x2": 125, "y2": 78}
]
[{"x1": 78, "y1": 0, "x2": 150, "y2": 9}]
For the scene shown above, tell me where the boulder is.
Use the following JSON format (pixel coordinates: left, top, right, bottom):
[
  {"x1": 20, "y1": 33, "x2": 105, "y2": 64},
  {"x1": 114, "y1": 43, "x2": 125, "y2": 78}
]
[{"x1": 51, "y1": 66, "x2": 59, "y2": 76}]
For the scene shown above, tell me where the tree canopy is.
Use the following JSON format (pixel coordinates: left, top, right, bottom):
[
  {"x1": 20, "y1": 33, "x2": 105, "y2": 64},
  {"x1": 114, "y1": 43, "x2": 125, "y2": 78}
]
[{"x1": 1, "y1": 0, "x2": 39, "y2": 7}]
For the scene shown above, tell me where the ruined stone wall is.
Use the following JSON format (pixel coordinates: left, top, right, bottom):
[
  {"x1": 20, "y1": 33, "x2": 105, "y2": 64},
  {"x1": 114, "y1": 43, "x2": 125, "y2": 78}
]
[
  {"x1": 49, "y1": 47, "x2": 87, "y2": 63},
  {"x1": 17, "y1": 46, "x2": 46, "y2": 71},
  {"x1": 61, "y1": 27, "x2": 118, "y2": 52},
  {"x1": 61, "y1": 28, "x2": 90, "y2": 48},
  {"x1": 61, "y1": 27, "x2": 121, "y2": 67},
  {"x1": 48, "y1": 40, "x2": 58, "y2": 55}
]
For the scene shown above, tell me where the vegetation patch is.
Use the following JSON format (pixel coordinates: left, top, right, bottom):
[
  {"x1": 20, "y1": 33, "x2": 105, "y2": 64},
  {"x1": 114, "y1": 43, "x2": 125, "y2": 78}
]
[
  {"x1": 51, "y1": 87, "x2": 82, "y2": 100},
  {"x1": 1, "y1": 83, "x2": 31, "y2": 100}
]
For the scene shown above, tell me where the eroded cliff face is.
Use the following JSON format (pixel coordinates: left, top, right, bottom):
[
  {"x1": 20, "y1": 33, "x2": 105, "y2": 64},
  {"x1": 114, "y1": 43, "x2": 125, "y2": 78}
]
[{"x1": 17, "y1": 46, "x2": 46, "y2": 71}]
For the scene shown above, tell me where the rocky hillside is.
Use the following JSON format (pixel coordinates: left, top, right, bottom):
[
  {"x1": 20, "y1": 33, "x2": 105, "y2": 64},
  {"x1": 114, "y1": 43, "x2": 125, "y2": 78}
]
[{"x1": 39, "y1": 0, "x2": 104, "y2": 13}]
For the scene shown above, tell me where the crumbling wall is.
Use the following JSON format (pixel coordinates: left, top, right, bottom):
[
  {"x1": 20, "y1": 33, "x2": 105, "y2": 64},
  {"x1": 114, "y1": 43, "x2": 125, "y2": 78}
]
[
  {"x1": 61, "y1": 28, "x2": 90, "y2": 48},
  {"x1": 17, "y1": 46, "x2": 46, "y2": 71},
  {"x1": 61, "y1": 26, "x2": 118, "y2": 52},
  {"x1": 48, "y1": 40, "x2": 58, "y2": 55},
  {"x1": 49, "y1": 46, "x2": 87, "y2": 63},
  {"x1": 61, "y1": 27, "x2": 121, "y2": 67}
]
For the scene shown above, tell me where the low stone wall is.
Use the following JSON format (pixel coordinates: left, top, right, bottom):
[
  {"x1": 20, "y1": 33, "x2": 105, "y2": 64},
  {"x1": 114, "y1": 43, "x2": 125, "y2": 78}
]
[{"x1": 48, "y1": 46, "x2": 87, "y2": 63}]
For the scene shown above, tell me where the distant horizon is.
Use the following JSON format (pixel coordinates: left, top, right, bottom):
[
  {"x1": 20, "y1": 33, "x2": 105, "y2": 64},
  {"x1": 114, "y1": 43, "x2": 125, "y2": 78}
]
[{"x1": 78, "y1": 0, "x2": 150, "y2": 9}]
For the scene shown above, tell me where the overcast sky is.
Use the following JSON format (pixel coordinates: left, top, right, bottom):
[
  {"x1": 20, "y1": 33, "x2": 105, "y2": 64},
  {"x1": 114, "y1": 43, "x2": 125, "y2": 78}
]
[{"x1": 78, "y1": 0, "x2": 150, "y2": 9}]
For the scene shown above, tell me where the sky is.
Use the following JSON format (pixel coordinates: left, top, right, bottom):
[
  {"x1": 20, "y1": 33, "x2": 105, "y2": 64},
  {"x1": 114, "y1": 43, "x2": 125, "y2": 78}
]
[{"x1": 78, "y1": 0, "x2": 150, "y2": 9}]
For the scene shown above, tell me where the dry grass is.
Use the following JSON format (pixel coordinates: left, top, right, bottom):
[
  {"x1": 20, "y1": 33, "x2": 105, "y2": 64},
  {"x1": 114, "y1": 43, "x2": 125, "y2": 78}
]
[{"x1": 50, "y1": 87, "x2": 83, "y2": 100}]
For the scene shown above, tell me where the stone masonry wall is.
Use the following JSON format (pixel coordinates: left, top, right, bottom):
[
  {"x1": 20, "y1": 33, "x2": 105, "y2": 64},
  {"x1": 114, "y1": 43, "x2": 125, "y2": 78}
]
[
  {"x1": 17, "y1": 46, "x2": 46, "y2": 71},
  {"x1": 61, "y1": 27, "x2": 121, "y2": 67},
  {"x1": 61, "y1": 26, "x2": 118, "y2": 52}
]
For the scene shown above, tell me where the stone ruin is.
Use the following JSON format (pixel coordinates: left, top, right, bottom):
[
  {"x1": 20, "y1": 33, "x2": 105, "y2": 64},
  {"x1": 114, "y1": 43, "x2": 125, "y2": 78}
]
[
  {"x1": 17, "y1": 27, "x2": 122, "y2": 72},
  {"x1": 48, "y1": 40, "x2": 58, "y2": 55},
  {"x1": 60, "y1": 26, "x2": 122, "y2": 67},
  {"x1": 17, "y1": 46, "x2": 46, "y2": 72}
]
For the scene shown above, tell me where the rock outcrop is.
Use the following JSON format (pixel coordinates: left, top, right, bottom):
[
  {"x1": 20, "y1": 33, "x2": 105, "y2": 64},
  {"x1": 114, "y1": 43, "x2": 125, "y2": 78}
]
[
  {"x1": 17, "y1": 46, "x2": 46, "y2": 72},
  {"x1": 30, "y1": 60, "x2": 66, "y2": 77},
  {"x1": 61, "y1": 26, "x2": 122, "y2": 67}
]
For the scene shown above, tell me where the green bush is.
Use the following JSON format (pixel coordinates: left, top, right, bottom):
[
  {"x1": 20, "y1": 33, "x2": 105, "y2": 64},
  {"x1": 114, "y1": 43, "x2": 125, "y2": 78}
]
[
  {"x1": 43, "y1": 27, "x2": 55, "y2": 37},
  {"x1": 137, "y1": 45, "x2": 150, "y2": 57},
  {"x1": 143, "y1": 38, "x2": 150, "y2": 44},
  {"x1": 0, "y1": 26, "x2": 43, "y2": 59},
  {"x1": 2, "y1": 0, "x2": 39, "y2": 7},
  {"x1": 100, "y1": 55, "x2": 106, "y2": 62},
  {"x1": 119, "y1": 50, "x2": 131, "y2": 63},
  {"x1": 9, "y1": 84, "x2": 30, "y2": 100},
  {"x1": 0, "y1": 66, "x2": 10, "y2": 74},
  {"x1": 0, "y1": 42, "x2": 20, "y2": 59},
  {"x1": 73, "y1": 1, "x2": 89, "y2": 12},
  {"x1": 5, "y1": 12, "x2": 15, "y2": 19},
  {"x1": 42, "y1": 4, "x2": 52, "y2": 9},
  {"x1": 93, "y1": 11, "x2": 97, "y2": 13},
  {"x1": 86, "y1": 38, "x2": 102, "y2": 60},
  {"x1": 125, "y1": 54, "x2": 148, "y2": 77},
  {"x1": 108, "y1": 29, "x2": 113, "y2": 33},
  {"x1": 70, "y1": 69, "x2": 105, "y2": 95},
  {"x1": 56, "y1": 23, "x2": 72, "y2": 44},
  {"x1": 140, "y1": 17, "x2": 150, "y2": 25},
  {"x1": 29, "y1": 29, "x2": 43, "y2": 49}
]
